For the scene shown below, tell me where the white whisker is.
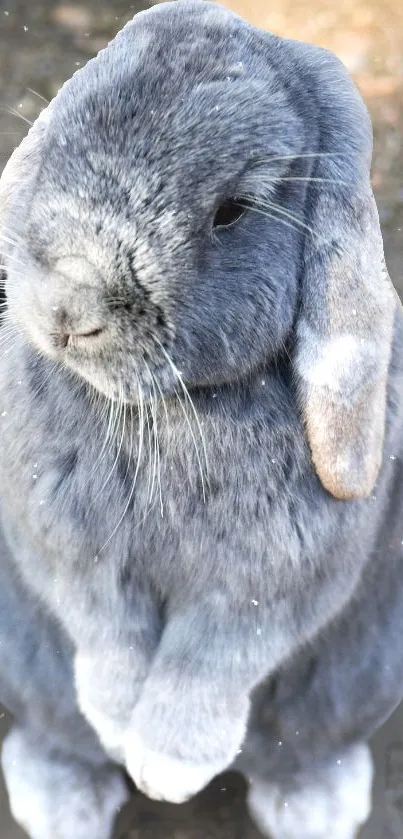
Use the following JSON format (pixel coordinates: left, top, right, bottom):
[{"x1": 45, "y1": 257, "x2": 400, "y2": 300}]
[
  {"x1": 96, "y1": 402, "x2": 142, "y2": 555},
  {"x1": 150, "y1": 376, "x2": 163, "y2": 517},
  {"x1": 155, "y1": 339, "x2": 208, "y2": 499},
  {"x1": 238, "y1": 194, "x2": 317, "y2": 239},
  {"x1": 262, "y1": 176, "x2": 350, "y2": 185},
  {"x1": 0, "y1": 106, "x2": 33, "y2": 127},
  {"x1": 27, "y1": 87, "x2": 49, "y2": 105},
  {"x1": 252, "y1": 152, "x2": 348, "y2": 166},
  {"x1": 150, "y1": 368, "x2": 171, "y2": 448},
  {"x1": 239, "y1": 202, "x2": 309, "y2": 239},
  {"x1": 92, "y1": 391, "x2": 124, "y2": 506},
  {"x1": 31, "y1": 362, "x2": 58, "y2": 400},
  {"x1": 89, "y1": 396, "x2": 115, "y2": 479}
]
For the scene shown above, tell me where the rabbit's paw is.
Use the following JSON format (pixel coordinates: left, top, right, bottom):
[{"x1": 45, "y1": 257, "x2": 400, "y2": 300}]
[
  {"x1": 124, "y1": 735, "x2": 226, "y2": 803},
  {"x1": 247, "y1": 743, "x2": 373, "y2": 839},
  {"x1": 74, "y1": 649, "x2": 149, "y2": 763},
  {"x1": 1, "y1": 727, "x2": 129, "y2": 839}
]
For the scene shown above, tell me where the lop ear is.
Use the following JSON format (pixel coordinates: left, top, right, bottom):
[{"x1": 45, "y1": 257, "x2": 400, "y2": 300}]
[
  {"x1": 287, "y1": 43, "x2": 397, "y2": 499},
  {"x1": 0, "y1": 103, "x2": 52, "y2": 247}
]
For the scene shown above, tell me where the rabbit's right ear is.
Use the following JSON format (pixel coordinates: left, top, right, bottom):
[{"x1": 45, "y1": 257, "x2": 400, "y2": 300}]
[
  {"x1": 277, "y1": 41, "x2": 397, "y2": 501},
  {"x1": 0, "y1": 104, "x2": 52, "y2": 245}
]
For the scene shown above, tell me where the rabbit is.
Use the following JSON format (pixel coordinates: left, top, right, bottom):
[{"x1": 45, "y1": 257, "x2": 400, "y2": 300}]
[{"x1": 0, "y1": 1, "x2": 402, "y2": 837}]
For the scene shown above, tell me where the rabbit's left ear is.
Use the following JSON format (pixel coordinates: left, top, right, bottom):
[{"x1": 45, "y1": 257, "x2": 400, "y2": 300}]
[
  {"x1": 0, "y1": 103, "x2": 53, "y2": 246},
  {"x1": 286, "y1": 42, "x2": 397, "y2": 499}
]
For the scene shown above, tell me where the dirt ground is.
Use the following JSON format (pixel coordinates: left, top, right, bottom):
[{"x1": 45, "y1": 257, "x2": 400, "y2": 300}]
[{"x1": 0, "y1": 1, "x2": 402, "y2": 837}]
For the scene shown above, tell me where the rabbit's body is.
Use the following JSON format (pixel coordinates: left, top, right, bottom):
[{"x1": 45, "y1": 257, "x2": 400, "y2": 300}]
[
  {"x1": 0, "y1": 2, "x2": 402, "y2": 837},
  {"x1": 1, "y1": 315, "x2": 403, "y2": 838}
]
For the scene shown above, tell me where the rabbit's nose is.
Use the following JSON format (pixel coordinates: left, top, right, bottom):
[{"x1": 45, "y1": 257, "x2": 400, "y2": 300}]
[
  {"x1": 46, "y1": 258, "x2": 108, "y2": 349},
  {"x1": 49, "y1": 304, "x2": 107, "y2": 350}
]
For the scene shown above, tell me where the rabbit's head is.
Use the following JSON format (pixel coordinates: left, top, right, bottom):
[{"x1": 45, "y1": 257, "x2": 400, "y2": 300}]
[{"x1": 0, "y1": 0, "x2": 396, "y2": 500}]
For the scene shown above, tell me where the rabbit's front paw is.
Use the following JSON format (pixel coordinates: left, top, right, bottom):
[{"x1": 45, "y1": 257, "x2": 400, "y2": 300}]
[
  {"x1": 123, "y1": 693, "x2": 249, "y2": 803},
  {"x1": 125, "y1": 737, "x2": 225, "y2": 802}
]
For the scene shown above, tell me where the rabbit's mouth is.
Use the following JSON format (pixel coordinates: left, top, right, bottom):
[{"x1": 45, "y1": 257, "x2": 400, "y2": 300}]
[{"x1": 5, "y1": 250, "x2": 180, "y2": 404}]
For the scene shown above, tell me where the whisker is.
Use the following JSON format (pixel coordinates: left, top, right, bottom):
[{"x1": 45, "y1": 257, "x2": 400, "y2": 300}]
[
  {"x1": 149, "y1": 367, "x2": 171, "y2": 448},
  {"x1": 150, "y1": 375, "x2": 164, "y2": 517},
  {"x1": 140, "y1": 365, "x2": 160, "y2": 510},
  {"x1": 92, "y1": 390, "x2": 125, "y2": 505},
  {"x1": 88, "y1": 396, "x2": 114, "y2": 479},
  {"x1": 96, "y1": 403, "x2": 142, "y2": 556},
  {"x1": 261, "y1": 176, "x2": 350, "y2": 186},
  {"x1": 0, "y1": 259, "x2": 27, "y2": 273},
  {"x1": 31, "y1": 361, "x2": 58, "y2": 400},
  {"x1": 155, "y1": 339, "x2": 208, "y2": 498},
  {"x1": 238, "y1": 202, "x2": 309, "y2": 239},
  {"x1": 0, "y1": 233, "x2": 22, "y2": 249},
  {"x1": 0, "y1": 328, "x2": 19, "y2": 346},
  {"x1": 27, "y1": 87, "x2": 49, "y2": 105},
  {"x1": 0, "y1": 327, "x2": 18, "y2": 339},
  {"x1": 0, "y1": 317, "x2": 19, "y2": 335},
  {"x1": 147, "y1": 399, "x2": 158, "y2": 507},
  {"x1": 175, "y1": 386, "x2": 207, "y2": 501},
  {"x1": 0, "y1": 106, "x2": 33, "y2": 127},
  {"x1": 0, "y1": 335, "x2": 22, "y2": 361},
  {"x1": 252, "y1": 152, "x2": 348, "y2": 166},
  {"x1": 238, "y1": 194, "x2": 317, "y2": 239},
  {"x1": 136, "y1": 372, "x2": 145, "y2": 502},
  {"x1": 143, "y1": 400, "x2": 153, "y2": 505}
]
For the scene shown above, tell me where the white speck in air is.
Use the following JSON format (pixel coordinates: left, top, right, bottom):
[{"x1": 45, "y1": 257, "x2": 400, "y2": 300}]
[{"x1": 251, "y1": 599, "x2": 259, "y2": 606}]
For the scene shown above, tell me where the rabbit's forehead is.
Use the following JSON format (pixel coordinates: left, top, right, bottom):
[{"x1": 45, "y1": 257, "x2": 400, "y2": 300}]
[
  {"x1": 28, "y1": 4, "x2": 303, "y2": 246},
  {"x1": 46, "y1": 2, "x2": 287, "y2": 175},
  {"x1": 39, "y1": 45, "x2": 295, "y2": 217}
]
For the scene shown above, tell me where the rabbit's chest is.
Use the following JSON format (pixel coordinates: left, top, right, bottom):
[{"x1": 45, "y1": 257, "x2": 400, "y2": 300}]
[{"x1": 2, "y1": 407, "x2": 324, "y2": 607}]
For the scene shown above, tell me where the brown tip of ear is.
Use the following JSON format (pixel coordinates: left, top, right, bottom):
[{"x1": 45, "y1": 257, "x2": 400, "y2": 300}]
[{"x1": 306, "y1": 390, "x2": 385, "y2": 501}]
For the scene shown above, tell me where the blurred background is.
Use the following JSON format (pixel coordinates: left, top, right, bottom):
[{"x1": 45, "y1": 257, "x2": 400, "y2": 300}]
[{"x1": 0, "y1": 1, "x2": 402, "y2": 837}]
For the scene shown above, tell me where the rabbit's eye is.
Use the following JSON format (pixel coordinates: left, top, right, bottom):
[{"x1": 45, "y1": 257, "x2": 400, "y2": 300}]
[{"x1": 213, "y1": 199, "x2": 247, "y2": 229}]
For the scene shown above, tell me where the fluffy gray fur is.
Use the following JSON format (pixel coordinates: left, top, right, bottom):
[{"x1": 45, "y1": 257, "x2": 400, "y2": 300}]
[{"x1": 0, "y1": 2, "x2": 402, "y2": 837}]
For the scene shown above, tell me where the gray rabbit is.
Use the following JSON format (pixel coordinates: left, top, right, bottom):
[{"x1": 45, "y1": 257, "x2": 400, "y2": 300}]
[{"x1": 0, "y1": 2, "x2": 402, "y2": 838}]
